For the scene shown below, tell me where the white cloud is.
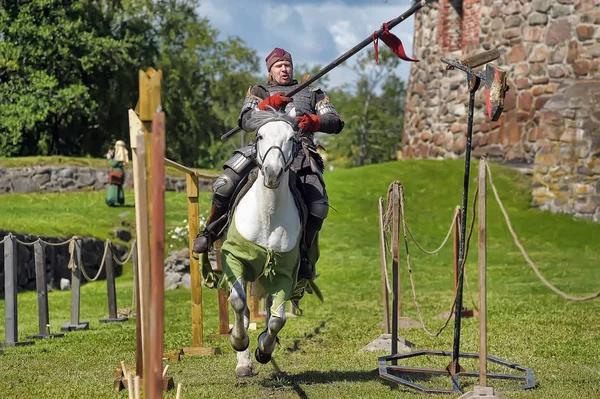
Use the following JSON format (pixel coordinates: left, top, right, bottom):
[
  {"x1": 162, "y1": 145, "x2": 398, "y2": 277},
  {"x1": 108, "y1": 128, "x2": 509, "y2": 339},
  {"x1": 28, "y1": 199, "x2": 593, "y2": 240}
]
[{"x1": 196, "y1": 0, "x2": 417, "y2": 90}]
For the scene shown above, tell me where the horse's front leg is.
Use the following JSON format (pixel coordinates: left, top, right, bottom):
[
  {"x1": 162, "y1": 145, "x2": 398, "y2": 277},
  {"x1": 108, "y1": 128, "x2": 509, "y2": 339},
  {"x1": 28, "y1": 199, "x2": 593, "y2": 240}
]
[
  {"x1": 255, "y1": 294, "x2": 286, "y2": 364},
  {"x1": 229, "y1": 278, "x2": 250, "y2": 352}
]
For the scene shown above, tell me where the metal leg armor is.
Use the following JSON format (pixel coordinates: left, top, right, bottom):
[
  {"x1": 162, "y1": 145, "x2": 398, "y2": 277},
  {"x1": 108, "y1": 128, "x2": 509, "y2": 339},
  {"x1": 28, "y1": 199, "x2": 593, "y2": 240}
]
[
  {"x1": 193, "y1": 145, "x2": 256, "y2": 254},
  {"x1": 255, "y1": 295, "x2": 286, "y2": 364}
]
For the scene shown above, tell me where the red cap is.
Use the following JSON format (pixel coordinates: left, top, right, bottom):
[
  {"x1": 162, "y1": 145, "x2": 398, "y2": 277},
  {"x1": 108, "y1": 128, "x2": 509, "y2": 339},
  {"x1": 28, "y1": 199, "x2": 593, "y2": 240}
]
[{"x1": 265, "y1": 47, "x2": 293, "y2": 71}]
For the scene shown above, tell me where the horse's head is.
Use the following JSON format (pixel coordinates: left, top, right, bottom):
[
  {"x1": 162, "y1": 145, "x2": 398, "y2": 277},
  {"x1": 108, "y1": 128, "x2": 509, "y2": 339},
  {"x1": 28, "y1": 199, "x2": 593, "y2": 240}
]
[{"x1": 247, "y1": 108, "x2": 300, "y2": 189}]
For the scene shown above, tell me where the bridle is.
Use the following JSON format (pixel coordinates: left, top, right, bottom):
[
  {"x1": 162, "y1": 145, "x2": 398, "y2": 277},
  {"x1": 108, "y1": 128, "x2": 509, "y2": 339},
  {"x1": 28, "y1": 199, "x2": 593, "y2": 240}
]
[{"x1": 254, "y1": 121, "x2": 300, "y2": 174}]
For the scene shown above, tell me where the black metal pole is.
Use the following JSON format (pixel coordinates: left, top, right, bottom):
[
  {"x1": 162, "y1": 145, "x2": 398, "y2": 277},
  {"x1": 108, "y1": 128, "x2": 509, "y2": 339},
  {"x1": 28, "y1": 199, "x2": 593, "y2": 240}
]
[
  {"x1": 221, "y1": 0, "x2": 427, "y2": 141},
  {"x1": 61, "y1": 239, "x2": 89, "y2": 331},
  {"x1": 451, "y1": 82, "x2": 477, "y2": 375}
]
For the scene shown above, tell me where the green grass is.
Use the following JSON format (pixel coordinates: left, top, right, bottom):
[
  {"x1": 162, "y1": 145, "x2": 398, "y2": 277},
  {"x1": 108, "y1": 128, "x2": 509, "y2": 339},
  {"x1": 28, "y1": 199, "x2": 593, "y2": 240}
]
[
  {"x1": 0, "y1": 155, "x2": 218, "y2": 178},
  {"x1": 1, "y1": 159, "x2": 599, "y2": 398}
]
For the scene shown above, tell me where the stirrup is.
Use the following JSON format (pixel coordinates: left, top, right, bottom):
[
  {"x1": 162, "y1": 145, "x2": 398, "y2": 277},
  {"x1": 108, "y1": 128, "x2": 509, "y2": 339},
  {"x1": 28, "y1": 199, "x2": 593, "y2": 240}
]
[{"x1": 298, "y1": 255, "x2": 314, "y2": 280}]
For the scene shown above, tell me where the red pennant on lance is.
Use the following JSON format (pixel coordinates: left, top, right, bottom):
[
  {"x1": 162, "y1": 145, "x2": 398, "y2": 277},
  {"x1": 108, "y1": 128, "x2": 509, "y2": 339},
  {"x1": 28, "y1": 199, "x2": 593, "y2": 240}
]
[
  {"x1": 373, "y1": 22, "x2": 419, "y2": 63},
  {"x1": 372, "y1": 32, "x2": 380, "y2": 64}
]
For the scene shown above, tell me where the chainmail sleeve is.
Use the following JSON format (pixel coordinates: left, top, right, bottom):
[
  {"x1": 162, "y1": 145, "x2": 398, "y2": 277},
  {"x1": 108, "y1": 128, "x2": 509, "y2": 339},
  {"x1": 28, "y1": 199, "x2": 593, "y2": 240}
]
[
  {"x1": 313, "y1": 89, "x2": 344, "y2": 134},
  {"x1": 238, "y1": 85, "x2": 269, "y2": 132}
]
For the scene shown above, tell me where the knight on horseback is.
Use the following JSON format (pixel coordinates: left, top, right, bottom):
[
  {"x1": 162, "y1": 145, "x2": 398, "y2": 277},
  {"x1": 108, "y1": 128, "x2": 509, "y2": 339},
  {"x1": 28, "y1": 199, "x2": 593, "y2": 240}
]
[{"x1": 193, "y1": 47, "x2": 344, "y2": 280}]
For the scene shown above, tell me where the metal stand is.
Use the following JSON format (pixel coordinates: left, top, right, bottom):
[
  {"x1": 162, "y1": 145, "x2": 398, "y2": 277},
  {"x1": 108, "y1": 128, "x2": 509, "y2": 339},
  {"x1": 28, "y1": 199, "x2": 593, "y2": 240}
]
[
  {"x1": 2, "y1": 234, "x2": 35, "y2": 347},
  {"x1": 99, "y1": 242, "x2": 128, "y2": 323},
  {"x1": 27, "y1": 242, "x2": 65, "y2": 340},
  {"x1": 378, "y1": 50, "x2": 533, "y2": 394},
  {"x1": 61, "y1": 239, "x2": 89, "y2": 331}
]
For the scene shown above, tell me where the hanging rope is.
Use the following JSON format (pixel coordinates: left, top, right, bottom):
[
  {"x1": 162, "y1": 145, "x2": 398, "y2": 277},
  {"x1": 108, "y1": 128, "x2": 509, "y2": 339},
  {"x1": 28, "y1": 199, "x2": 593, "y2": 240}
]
[
  {"x1": 486, "y1": 162, "x2": 600, "y2": 302},
  {"x1": 406, "y1": 206, "x2": 459, "y2": 255},
  {"x1": 112, "y1": 240, "x2": 136, "y2": 265},
  {"x1": 78, "y1": 240, "x2": 110, "y2": 282}
]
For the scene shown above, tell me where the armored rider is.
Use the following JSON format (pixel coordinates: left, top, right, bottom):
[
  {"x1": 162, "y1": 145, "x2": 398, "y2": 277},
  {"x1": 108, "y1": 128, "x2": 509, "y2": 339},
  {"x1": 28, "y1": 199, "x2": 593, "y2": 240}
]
[{"x1": 193, "y1": 47, "x2": 344, "y2": 279}]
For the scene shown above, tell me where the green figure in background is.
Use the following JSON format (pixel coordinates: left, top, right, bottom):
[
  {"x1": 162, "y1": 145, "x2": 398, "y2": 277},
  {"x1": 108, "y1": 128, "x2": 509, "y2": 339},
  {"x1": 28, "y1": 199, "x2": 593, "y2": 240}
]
[{"x1": 106, "y1": 140, "x2": 129, "y2": 206}]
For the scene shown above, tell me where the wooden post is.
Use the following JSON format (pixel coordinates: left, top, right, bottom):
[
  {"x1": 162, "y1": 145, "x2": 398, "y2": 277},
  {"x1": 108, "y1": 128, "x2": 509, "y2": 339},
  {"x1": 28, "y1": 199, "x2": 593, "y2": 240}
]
[
  {"x1": 478, "y1": 158, "x2": 488, "y2": 387},
  {"x1": 378, "y1": 198, "x2": 390, "y2": 334},
  {"x1": 149, "y1": 111, "x2": 167, "y2": 398},
  {"x1": 100, "y1": 242, "x2": 128, "y2": 323},
  {"x1": 2, "y1": 234, "x2": 34, "y2": 347},
  {"x1": 61, "y1": 238, "x2": 90, "y2": 331},
  {"x1": 133, "y1": 243, "x2": 143, "y2": 377},
  {"x1": 27, "y1": 242, "x2": 64, "y2": 340},
  {"x1": 391, "y1": 184, "x2": 400, "y2": 362},
  {"x1": 129, "y1": 111, "x2": 151, "y2": 378},
  {"x1": 186, "y1": 173, "x2": 203, "y2": 348}
]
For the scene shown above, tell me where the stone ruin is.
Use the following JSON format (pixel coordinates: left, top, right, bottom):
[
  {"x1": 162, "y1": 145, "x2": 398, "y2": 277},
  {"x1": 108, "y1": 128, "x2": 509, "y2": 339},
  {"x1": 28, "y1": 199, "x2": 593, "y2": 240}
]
[{"x1": 403, "y1": 0, "x2": 600, "y2": 222}]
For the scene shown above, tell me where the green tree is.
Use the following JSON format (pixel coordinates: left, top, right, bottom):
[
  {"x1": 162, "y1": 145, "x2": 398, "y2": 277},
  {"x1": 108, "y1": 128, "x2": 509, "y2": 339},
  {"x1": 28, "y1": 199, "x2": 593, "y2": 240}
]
[
  {"x1": 324, "y1": 49, "x2": 406, "y2": 167},
  {"x1": 0, "y1": 0, "x2": 155, "y2": 156}
]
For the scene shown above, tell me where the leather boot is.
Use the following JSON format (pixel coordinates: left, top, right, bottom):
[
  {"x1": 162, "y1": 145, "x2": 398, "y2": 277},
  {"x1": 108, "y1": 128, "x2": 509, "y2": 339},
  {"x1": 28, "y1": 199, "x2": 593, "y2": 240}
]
[
  {"x1": 297, "y1": 216, "x2": 323, "y2": 279},
  {"x1": 192, "y1": 203, "x2": 228, "y2": 254}
]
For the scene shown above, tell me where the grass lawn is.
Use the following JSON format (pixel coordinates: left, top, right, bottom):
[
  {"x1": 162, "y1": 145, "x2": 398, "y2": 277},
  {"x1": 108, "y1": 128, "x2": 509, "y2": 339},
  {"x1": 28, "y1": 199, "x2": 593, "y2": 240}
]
[{"x1": 0, "y1": 159, "x2": 599, "y2": 398}]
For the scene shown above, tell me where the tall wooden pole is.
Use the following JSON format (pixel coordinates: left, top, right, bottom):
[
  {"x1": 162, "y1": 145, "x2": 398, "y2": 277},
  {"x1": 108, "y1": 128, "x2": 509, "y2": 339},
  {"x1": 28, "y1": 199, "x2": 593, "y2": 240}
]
[
  {"x1": 391, "y1": 183, "x2": 400, "y2": 363},
  {"x1": 478, "y1": 158, "x2": 488, "y2": 387},
  {"x1": 186, "y1": 173, "x2": 204, "y2": 348},
  {"x1": 378, "y1": 197, "x2": 390, "y2": 334},
  {"x1": 149, "y1": 112, "x2": 166, "y2": 398}
]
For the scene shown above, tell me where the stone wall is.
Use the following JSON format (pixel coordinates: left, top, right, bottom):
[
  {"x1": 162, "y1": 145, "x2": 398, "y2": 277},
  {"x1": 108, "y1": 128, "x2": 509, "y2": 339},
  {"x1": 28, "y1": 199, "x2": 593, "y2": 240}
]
[
  {"x1": 0, "y1": 231, "x2": 126, "y2": 293},
  {"x1": 0, "y1": 166, "x2": 213, "y2": 194},
  {"x1": 404, "y1": 0, "x2": 600, "y2": 220},
  {"x1": 531, "y1": 81, "x2": 600, "y2": 221}
]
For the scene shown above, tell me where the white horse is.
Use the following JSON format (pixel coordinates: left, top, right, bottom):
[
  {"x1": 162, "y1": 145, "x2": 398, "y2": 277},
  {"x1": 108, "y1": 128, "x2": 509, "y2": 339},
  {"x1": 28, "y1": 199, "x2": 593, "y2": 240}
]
[{"x1": 219, "y1": 108, "x2": 302, "y2": 378}]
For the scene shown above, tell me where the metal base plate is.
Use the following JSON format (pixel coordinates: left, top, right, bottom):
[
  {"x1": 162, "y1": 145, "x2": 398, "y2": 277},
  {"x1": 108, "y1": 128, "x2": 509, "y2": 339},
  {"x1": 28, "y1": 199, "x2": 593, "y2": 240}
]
[
  {"x1": 99, "y1": 317, "x2": 129, "y2": 323},
  {"x1": 458, "y1": 386, "x2": 509, "y2": 398},
  {"x1": 26, "y1": 333, "x2": 65, "y2": 340},
  {"x1": 1, "y1": 340, "x2": 35, "y2": 347},
  {"x1": 361, "y1": 334, "x2": 415, "y2": 352},
  {"x1": 61, "y1": 321, "x2": 90, "y2": 332}
]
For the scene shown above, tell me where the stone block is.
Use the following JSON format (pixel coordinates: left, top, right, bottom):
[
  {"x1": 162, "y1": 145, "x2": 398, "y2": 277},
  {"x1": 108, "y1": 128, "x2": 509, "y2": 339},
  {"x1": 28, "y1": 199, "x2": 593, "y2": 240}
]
[
  {"x1": 515, "y1": 78, "x2": 531, "y2": 89},
  {"x1": 534, "y1": 96, "x2": 551, "y2": 110},
  {"x1": 532, "y1": 0, "x2": 551, "y2": 13},
  {"x1": 551, "y1": 5, "x2": 572, "y2": 18},
  {"x1": 576, "y1": 25, "x2": 596, "y2": 40},
  {"x1": 519, "y1": 91, "x2": 534, "y2": 111},
  {"x1": 452, "y1": 134, "x2": 466, "y2": 154},
  {"x1": 524, "y1": 26, "x2": 544, "y2": 42},
  {"x1": 573, "y1": 58, "x2": 591, "y2": 76},
  {"x1": 503, "y1": 28, "x2": 521, "y2": 39},
  {"x1": 567, "y1": 40, "x2": 581, "y2": 63},
  {"x1": 535, "y1": 153, "x2": 556, "y2": 166},
  {"x1": 528, "y1": 12, "x2": 548, "y2": 25},
  {"x1": 509, "y1": 43, "x2": 527, "y2": 62},
  {"x1": 515, "y1": 63, "x2": 530, "y2": 76},
  {"x1": 550, "y1": 44, "x2": 567, "y2": 64},
  {"x1": 529, "y1": 45, "x2": 548, "y2": 62},
  {"x1": 548, "y1": 65, "x2": 567, "y2": 78},
  {"x1": 546, "y1": 19, "x2": 572, "y2": 45}
]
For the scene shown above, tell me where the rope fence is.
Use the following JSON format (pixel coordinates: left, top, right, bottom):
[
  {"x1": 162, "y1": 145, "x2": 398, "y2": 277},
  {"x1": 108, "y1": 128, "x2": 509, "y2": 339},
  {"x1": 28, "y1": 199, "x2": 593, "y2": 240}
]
[{"x1": 378, "y1": 161, "x2": 599, "y2": 340}]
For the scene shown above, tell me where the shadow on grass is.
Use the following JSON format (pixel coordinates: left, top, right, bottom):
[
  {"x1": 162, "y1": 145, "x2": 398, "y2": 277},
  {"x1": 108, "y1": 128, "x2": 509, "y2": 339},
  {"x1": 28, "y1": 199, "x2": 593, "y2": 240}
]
[
  {"x1": 285, "y1": 319, "x2": 330, "y2": 353},
  {"x1": 262, "y1": 363, "x2": 439, "y2": 397}
]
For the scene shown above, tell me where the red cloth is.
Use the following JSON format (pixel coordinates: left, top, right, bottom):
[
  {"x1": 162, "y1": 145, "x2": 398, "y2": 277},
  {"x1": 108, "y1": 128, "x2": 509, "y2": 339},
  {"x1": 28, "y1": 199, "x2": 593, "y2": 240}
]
[
  {"x1": 258, "y1": 92, "x2": 293, "y2": 111},
  {"x1": 373, "y1": 22, "x2": 419, "y2": 64},
  {"x1": 296, "y1": 114, "x2": 321, "y2": 132}
]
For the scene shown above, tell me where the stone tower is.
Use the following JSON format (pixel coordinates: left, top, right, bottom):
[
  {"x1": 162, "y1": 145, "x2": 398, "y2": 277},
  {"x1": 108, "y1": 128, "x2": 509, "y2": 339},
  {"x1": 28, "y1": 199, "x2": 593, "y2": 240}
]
[{"x1": 404, "y1": 0, "x2": 600, "y2": 222}]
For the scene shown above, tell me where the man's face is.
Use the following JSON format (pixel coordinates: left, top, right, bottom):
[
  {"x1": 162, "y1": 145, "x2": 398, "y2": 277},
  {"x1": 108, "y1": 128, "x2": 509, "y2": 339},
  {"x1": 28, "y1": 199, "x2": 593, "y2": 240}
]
[{"x1": 270, "y1": 60, "x2": 293, "y2": 85}]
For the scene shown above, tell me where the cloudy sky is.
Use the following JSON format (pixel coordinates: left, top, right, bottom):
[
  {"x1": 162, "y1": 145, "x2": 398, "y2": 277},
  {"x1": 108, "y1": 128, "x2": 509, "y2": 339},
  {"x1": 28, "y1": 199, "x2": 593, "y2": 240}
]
[{"x1": 197, "y1": 0, "x2": 417, "y2": 90}]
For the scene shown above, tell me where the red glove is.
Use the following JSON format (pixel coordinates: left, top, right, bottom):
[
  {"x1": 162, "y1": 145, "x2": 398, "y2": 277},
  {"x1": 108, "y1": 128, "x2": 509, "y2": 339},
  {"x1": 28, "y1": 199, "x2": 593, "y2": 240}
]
[
  {"x1": 296, "y1": 114, "x2": 321, "y2": 132},
  {"x1": 258, "y1": 92, "x2": 293, "y2": 110}
]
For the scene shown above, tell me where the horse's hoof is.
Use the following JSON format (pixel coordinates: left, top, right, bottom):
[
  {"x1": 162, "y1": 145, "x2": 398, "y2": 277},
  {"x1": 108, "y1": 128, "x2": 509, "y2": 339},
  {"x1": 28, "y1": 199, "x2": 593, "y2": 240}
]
[
  {"x1": 254, "y1": 347, "x2": 272, "y2": 364},
  {"x1": 235, "y1": 366, "x2": 255, "y2": 379},
  {"x1": 230, "y1": 334, "x2": 249, "y2": 352}
]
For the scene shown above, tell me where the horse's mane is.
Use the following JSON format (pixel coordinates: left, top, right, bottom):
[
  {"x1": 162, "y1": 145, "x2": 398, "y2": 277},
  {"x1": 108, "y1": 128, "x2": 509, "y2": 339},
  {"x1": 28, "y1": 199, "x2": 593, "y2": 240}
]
[{"x1": 245, "y1": 109, "x2": 299, "y2": 132}]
